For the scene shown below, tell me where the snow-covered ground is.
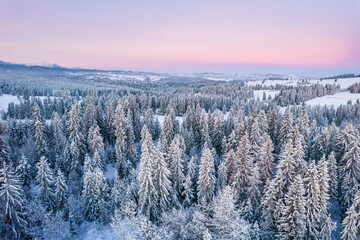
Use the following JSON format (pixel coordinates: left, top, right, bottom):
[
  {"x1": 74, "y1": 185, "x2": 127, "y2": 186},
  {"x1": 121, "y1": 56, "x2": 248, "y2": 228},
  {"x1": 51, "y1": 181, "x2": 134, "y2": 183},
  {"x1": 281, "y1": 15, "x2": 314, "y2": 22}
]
[
  {"x1": 253, "y1": 90, "x2": 280, "y2": 100},
  {"x1": 0, "y1": 94, "x2": 20, "y2": 111},
  {"x1": 305, "y1": 91, "x2": 360, "y2": 108},
  {"x1": 247, "y1": 77, "x2": 360, "y2": 90},
  {"x1": 156, "y1": 115, "x2": 184, "y2": 128}
]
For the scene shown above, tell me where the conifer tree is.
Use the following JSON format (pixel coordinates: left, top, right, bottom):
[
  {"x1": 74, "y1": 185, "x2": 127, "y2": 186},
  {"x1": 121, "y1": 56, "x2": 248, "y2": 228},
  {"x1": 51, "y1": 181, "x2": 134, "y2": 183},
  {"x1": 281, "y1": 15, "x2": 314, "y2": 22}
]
[
  {"x1": 51, "y1": 112, "x2": 66, "y2": 154},
  {"x1": 82, "y1": 166, "x2": 108, "y2": 222},
  {"x1": 327, "y1": 152, "x2": 338, "y2": 199},
  {"x1": 167, "y1": 136, "x2": 186, "y2": 199},
  {"x1": 279, "y1": 109, "x2": 293, "y2": 150},
  {"x1": 162, "y1": 114, "x2": 174, "y2": 151},
  {"x1": 55, "y1": 169, "x2": 68, "y2": 211},
  {"x1": 218, "y1": 158, "x2": 228, "y2": 190},
  {"x1": 211, "y1": 110, "x2": 224, "y2": 154},
  {"x1": 340, "y1": 136, "x2": 360, "y2": 209},
  {"x1": 225, "y1": 149, "x2": 237, "y2": 185},
  {"x1": 233, "y1": 133, "x2": 253, "y2": 202},
  {"x1": 15, "y1": 154, "x2": 31, "y2": 187},
  {"x1": 200, "y1": 110, "x2": 211, "y2": 148},
  {"x1": 278, "y1": 174, "x2": 306, "y2": 239},
  {"x1": 88, "y1": 124, "x2": 104, "y2": 159},
  {"x1": 36, "y1": 156, "x2": 54, "y2": 210},
  {"x1": 153, "y1": 145, "x2": 171, "y2": 213},
  {"x1": 138, "y1": 125, "x2": 158, "y2": 220},
  {"x1": 304, "y1": 161, "x2": 322, "y2": 238},
  {"x1": 0, "y1": 163, "x2": 27, "y2": 239},
  {"x1": 248, "y1": 162, "x2": 261, "y2": 210},
  {"x1": 197, "y1": 144, "x2": 215, "y2": 206},
  {"x1": 67, "y1": 102, "x2": 86, "y2": 172},
  {"x1": 259, "y1": 136, "x2": 274, "y2": 186},
  {"x1": 32, "y1": 103, "x2": 47, "y2": 157},
  {"x1": 341, "y1": 191, "x2": 360, "y2": 240},
  {"x1": 213, "y1": 186, "x2": 237, "y2": 239},
  {"x1": 182, "y1": 173, "x2": 194, "y2": 207}
]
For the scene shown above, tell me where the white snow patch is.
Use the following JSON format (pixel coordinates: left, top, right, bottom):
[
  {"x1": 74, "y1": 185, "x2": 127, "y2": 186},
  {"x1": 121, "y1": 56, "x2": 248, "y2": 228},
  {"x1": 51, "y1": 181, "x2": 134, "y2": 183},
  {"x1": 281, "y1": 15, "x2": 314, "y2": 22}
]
[
  {"x1": 156, "y1": 115, "x2": 184, "y2": 128},
  {"x1": 0, "y1": 94, "x2": 20, "y2": 111},
  {"x1": 305, "y1": 91, "x2": 360, "y2": 108}
]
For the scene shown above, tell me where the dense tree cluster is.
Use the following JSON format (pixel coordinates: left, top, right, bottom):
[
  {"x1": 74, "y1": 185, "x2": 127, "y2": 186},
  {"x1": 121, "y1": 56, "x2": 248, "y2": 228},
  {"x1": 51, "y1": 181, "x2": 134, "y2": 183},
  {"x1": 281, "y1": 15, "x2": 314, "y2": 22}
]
[{"x1": 0, "y1": 74, "x2": 360, "y2": 239}]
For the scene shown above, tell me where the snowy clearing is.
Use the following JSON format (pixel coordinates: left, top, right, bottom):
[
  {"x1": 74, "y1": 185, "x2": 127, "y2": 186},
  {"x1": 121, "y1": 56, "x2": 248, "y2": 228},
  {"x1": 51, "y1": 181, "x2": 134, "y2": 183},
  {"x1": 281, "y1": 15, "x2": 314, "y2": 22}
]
[
  {"x1": 253, "y1": 90, "x2": 280, "y2": 100},
  {"x1": 247, "y1": 77, "x2": 360, "y2": 90},
  {"x1": 305, "y1": 91, "x2": 360, "y2": 108},
  {"x1": 0, "y1": 94, "x2": 20, "y2": 111}
]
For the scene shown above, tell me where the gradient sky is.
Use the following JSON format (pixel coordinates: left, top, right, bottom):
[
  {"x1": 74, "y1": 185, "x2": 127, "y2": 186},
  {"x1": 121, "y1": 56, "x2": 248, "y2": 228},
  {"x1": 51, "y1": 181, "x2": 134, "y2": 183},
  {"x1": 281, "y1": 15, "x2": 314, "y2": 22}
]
[{"x1": 1, "y1": 0, "x2": 360, "y2": 73}]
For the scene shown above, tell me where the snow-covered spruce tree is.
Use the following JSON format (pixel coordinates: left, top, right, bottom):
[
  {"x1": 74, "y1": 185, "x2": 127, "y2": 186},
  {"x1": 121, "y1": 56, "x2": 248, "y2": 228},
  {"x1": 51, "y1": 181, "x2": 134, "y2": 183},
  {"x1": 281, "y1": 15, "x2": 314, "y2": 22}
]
[
  {"x1": 258, "y1": 136, "x2": 274, "y2": 186},
  {"x1": 336, "y1": 123, "x2": 357, "y2": 160},
  {"x1": 233, "y1": 133, "x2": 253, "y2": 202},
  {"x1": 258, "y1": 109, "x2": 269, "y2": 135},
  {"x1": 55, "y1": 169, "x2": 68, "y2": 211},
  {"x1": 82, "y1": 166, "x2": 108, "y2": 222},
  {"x1": 247, "y1": 162, "x2": 261, "y2": 211},
  {"x1": 211, "y1": 110, "x2": 224, "y2": 154},
  {"x1": 83, "y1": 97, "x2": 97, "y2": 131},
  {"x1": 339, "y1": 136, "x2": 360, "y2": 210},
  {"x1": 218, "y1": 157, "x2": 228, "y2": 190},
  {"x1": 290, "y1": 124, "x2": 306, "y2": 176},
  {"x1": 197, "y1": 144, "x2": 215, "y2": 206},
  {"x1": 138, "y1": 125, "x2": 158, "y2": 220},
  {"x1": 227, "y1": 130, "x2": 237, "y2": 152},
  {"x1": 317, "y1": 155, "x2": 331, "y2": 213},
  {"x1": 0, "y1": 163, "x2": 27, "y2": 239},
  {"x1": 235, "y1": 108, "x2": 247, "y2": 143},
  {"x1": 341, "y1": 191, "x2": 360, "y2": 240},
  {"x1": 32, "y1": 103, "x2": 47, "y2": 157},
  {"x1": 0, "y1": 136, "x2": 10, "y2": 165},
  {"x1": 167, "y1": 136, "x2": 186, "y2": 200},
  {"x1": 15, "y1": 154, "x2": 31, "y2": 187},
  {"x1": 260, "y1": 169, "x2": 286, "y2": 238},
  {"x1": 88, "y1": 124, "x2": 104, "y2": 159},
  {"x1": 114, "y1": 102, "x2": 132, "y2": 178},
  {"x1": 144, "y1": 107, "x2": 156, "y2": 139},
  {"x1": 182, "y1": 173, "x2": 194, "y2": 207},
  {"x1": 200, "y1": 110, "x2": 212, "y2": 149},
  {"x1": 297, "y1": 109, "x2": 310, "y2": 142},
  {"x1": 249, "y1": 117, "x2": 263, "y2": 161},
  {"x1": 36, "y1": 156, "x2": 55, "y2": 210},
  {"x1": 212, "y1": 186, "x2": 237, "y2": 239},
  {"x1": 304, "y1": 160, "x2": 322, "y2": 238},
  {"x1": 225, "y1": 149, "x2": 237, "y2": 185},
  {"x1": 67, "y1": 101, "x2": 86, "y2": 172},
  {"x1": 103, "y1": 99, "x2": 115, "y2": 144},
  {"x1": 278, "y1": 108, "x2": 293, "y2": 151},
  {"x1": 327, "y1": 152, "x2": 339, "y2": 199},
  {"x1": 125, "y1": 111, "x2": 137, "y2": 164},
  {"x1": 277, "y1": 141, "x2": 297, "y2": 192},
  {"x1": 153, "y1": 144, "x2": 172, "y2": 214},
  {"x1": 312, "y1": 129, "x2": 330, "y2": 161},
  {"x1": 51, "y1": 112, "x2": 66, "y2": 154},
  {"x1": 278, "y1": 174, "x2": 306, "y2": 239},
  {"x1": 161, "y1": 114, "x2": 175, "y2": 151}
]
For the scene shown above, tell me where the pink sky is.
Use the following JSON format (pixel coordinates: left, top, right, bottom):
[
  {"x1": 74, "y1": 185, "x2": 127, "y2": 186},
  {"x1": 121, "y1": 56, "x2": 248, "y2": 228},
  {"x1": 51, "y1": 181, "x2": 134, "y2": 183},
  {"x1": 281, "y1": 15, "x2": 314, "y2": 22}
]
[{"x1": 1, "y1": 0, "x2": 359, "y2": 72}]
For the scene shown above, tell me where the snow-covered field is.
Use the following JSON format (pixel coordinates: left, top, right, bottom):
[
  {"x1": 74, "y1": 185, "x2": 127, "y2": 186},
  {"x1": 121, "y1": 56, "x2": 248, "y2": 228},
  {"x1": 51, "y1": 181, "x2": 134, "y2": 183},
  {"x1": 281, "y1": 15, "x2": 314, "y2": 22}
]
[
  {"x1": 305, "y1": 91, "x2": 360, "y2": 108},
  {"x1": 247, "y1": 77, "x2": 360, "y2": 89},
  {"x1": 253, "y1": 90, "x2": 280, "y2": 100},
  {"x1": 0, "y1": 94, "x2": 20, "y2": 111}
]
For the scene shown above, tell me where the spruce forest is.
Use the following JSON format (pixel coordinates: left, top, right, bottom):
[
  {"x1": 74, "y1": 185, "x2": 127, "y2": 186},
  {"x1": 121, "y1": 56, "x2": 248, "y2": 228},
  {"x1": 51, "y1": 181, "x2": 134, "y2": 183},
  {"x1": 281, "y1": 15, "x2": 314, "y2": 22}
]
[{"x1": 0, "y1": 64, "x2": 359, "y2": 239}]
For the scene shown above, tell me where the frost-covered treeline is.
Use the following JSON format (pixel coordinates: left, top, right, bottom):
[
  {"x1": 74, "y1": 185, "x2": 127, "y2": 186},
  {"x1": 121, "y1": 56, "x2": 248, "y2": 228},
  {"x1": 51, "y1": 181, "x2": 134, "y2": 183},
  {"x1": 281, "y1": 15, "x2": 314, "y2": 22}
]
[{"x1": 0, "y1": 75, "x2": 360, "y2": 239}]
